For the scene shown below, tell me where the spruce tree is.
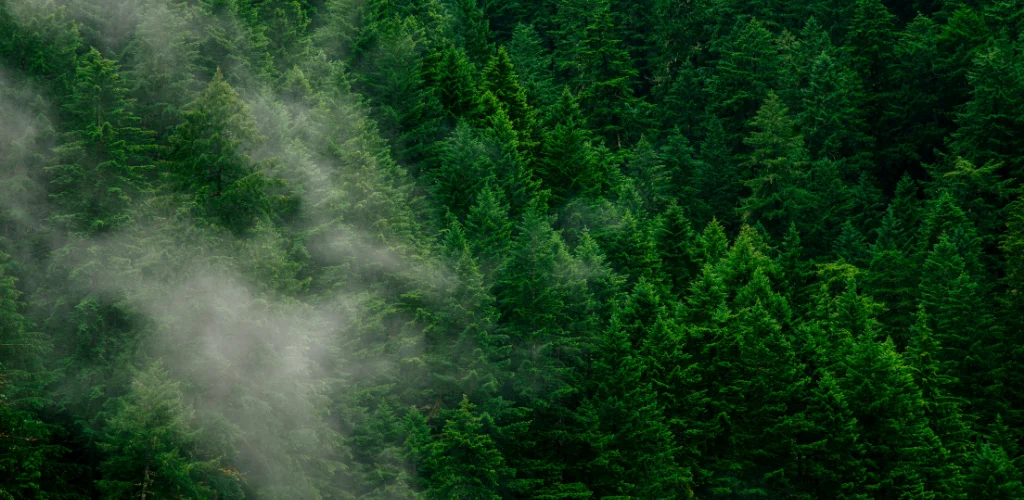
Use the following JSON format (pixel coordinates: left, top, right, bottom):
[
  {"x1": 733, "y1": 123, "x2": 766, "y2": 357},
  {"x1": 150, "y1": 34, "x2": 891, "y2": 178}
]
[
  {"x1": 414, "y1": 396, "x2": 512, "y2": 499},
  {"x1": 535, "y1": 88, "x2": 606, "y2": 204},
  {"x1": 0, "y1": 251, "x2": 65, "y2": 499},
  {"x1": 96, "y1": 363, "x2": 237, "y2": 499},
  {"x1": 739, "y1": 92, "x2": 814, "y2": 239},
  {"x1": 167, "y1": 69, "x2": 277, "y2": 233},
  {"x1": 706, "y1": 18, "x2": 781, "y2": 147},
  {"x1": 48, "y1": 48, "x2": 153, "y2": 234},
  {"x1": 966, "y1": 444, "x2": 1024, "y2": 499}
]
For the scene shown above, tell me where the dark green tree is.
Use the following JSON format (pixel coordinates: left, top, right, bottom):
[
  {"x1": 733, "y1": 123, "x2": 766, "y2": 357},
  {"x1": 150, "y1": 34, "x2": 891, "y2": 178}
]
[
  {"x1": 96, "y1": 363, "x2": 239, "y2": 499},
  {"x1": 48, "y1": 48, "x2": 153, "y2": 234},
  {"x1": 167, "y1": 69, "x2": 278, "y2": 233},
  {"x1": 739, "y1": 92, "x2": 813, "y2": 239}
]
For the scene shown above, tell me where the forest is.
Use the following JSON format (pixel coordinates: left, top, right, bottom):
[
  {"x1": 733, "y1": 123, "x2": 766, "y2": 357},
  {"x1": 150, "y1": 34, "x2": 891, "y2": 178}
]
[{"x1": 2, "y1": 0, "x2": 1024, "y2": 497}]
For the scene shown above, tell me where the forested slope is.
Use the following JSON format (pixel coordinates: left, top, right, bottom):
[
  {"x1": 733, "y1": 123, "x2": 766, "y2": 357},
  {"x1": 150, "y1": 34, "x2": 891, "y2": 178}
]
[{"x1": 2, "y1": 0, "x2": 1024, "y2": 497}]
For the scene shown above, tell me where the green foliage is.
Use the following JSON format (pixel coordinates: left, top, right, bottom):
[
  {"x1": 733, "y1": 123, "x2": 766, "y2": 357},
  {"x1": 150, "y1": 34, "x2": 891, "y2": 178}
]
[
  {"x1": 167, "y1": 70, "x2": 278, "y2": 233},
  {"x1": 739, "y1": 92, "x2": 814, "y2": 239},
  {"x1": 48, "y1": 48, "x2": 154, "y2": 234},
  {"x1": 96, "y1": 363, "x2": 237, "y2": 499},
  {"x1": 4, "y1": 0, "x2": 1024, "y2": 496}
]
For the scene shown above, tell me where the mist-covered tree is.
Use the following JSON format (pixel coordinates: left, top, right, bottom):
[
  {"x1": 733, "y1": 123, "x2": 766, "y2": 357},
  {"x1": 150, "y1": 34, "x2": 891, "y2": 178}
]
[
  {"x1": 167, "y1": 69, "x2": 278, "y2": 233},
  {"x1": 48, "y1": 48, "x2": 153, "y2": 234},
  {"x1": 96, "y1": 363, "x2": 239, "y2": 499}
]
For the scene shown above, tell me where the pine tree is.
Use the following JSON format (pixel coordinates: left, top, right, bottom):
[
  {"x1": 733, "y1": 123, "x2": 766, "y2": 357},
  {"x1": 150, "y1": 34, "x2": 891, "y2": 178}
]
[
  {"x1": 414, "y1": 395, "x2": 512, "y2": 499},
  {"x1": 840, "y1": 337, "x2": 943, "y2": 498},
  {"x1": 659, "y1": 203, "x2": 698, "y2": 296},
  {"x1": 606, "y1": 209, "x2": 664, "y2": 287},
  {"x1": 919, "y1": 235, "x2": 1004, "y2": 419},
  {"x1": 584, "y1": 300, "x2": 690, "y2": 497},
  {"x1": 465, "y1": 183, "x2": 513, "y2": 278},
  {"x1": 706, "y1": 18, "x2": 781, "y2": 147},
  {"x1": 96, "y1": 363, "x2": 237, "y2": 499},
  {"x1": 453, "y1": 0, "x2": 494, "y2": 65},
  {"x1": 739, "y1": 92, "x2": 814, "y2": 239},
  {"x1": 167, "y1": 69, "x2": 278, "y2": 233},
  {"x1": 481, "y1": 47, "x2": 535, "y2": 147},
  {"x1": 48, "y1": 48, "x2": 154, "y2": 234},
  {"x1": 432, "y1": 46, "x2": 486, "y2": 127},
  {"x1": 947, "y1": 38, "x2": 1024, "y2": 185},
  {"x1": 905, "y1": 309, "x2": 973, "y2": 497},
  {"x1": 799, "y1": 52, "x2": 874, "y2": 175},
  {"x1": 535, "y1": 89, "x2": 606, "y2": 204},
  {"x1": 966, "y1": 444, "x2": 1024, "y2": 499},
  {"x1": 690, "y1": 116, "x2": 743, "y2": 228},
  {"x1": 624, "y1": 137, "x2": 672, "y2": 212},
  {"x1": 0, "y1": 250, "x2": 66, "y2": 498},
  {"x1": 506, "y1": 23, "x2": 557, "y2": 108},
  {"x1": 834, "y1": 221, "x2": 869, "y2": 267},
  {"x1": 575, "y1": 1, "x2": 640, "y2": 148},
  {"x1": 0, "y1": 0, "x2": 82, "y2": 97},
  {"x1": 121, "y1": 0, "x2": 201, "y2": 140}
]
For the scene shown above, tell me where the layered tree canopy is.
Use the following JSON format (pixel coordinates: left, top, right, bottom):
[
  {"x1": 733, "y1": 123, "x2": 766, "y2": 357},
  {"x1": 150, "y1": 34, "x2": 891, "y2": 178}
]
[{"x1": 2, "y1": 0, "x2": 1024, "y2": 498}]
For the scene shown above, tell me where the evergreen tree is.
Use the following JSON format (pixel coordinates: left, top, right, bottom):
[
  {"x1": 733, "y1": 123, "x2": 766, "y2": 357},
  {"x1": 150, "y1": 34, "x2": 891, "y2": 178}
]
[
  {"x1": 739, "y1": 92, "x2": 813, "y2": 239},
  {"x1": 167, "y1": 69, "x2": 278, "y2": 233},
  {"x1": 481, "y1": 47, "x2": 535, "y2": 142},
  {"x1": 584, "y1": 297, "x2": 690, "y2": 497},
  {"x1": 706, "y1": 18, "x2": 781, "y2": 147},
  {"x1": 799, "y1": 51, "x2": 874, "y2": 175},
  {"x1": 0, "y1": 250, "x2": 66, "y2": 499},
  {"x1": 48, "y1": 48, "x2": 153, "y2": 234},
  {"x1": 465, "y1": 183, "x2": 513, "y2": 278},
  {"x1": 506, "y1": 23, "x2": 557, "y2": 108},
  {"x1": 919, "y1": 235, "x2": 1004, "y2": 419},
  {"x1": 966, "y1": 444, "x2": 1024, "y2": 499},
  {"x1": 412, "y1": 396, "x2": 512, "y2": 499},
  {"x1": 96, "y1": 363, "x2": 238, "y2": 499},
  {"x1": 535, "y1": 89, "x2": 607, "y2": 204}
]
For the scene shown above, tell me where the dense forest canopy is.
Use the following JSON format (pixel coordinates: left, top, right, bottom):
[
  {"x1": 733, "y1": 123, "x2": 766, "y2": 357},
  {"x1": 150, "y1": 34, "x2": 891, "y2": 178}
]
[{"x1": 2, "y1": 0, "x2": 1024, "y2": 497}]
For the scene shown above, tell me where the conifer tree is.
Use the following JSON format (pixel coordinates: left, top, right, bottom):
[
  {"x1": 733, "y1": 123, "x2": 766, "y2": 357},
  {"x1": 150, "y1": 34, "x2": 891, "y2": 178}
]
[
  {"x1": 481, "y1": 47, "x2": 534, "y2": 138},
  {"x1": 706, "y1": 18, "x2": 781, "y2": 147},
  {"x1": 659, "y1": 203, "x2": 699, "y2": 295},
  {"x1": 506, "y1": 23, "x2": 557, "y2": 108},
  {"x1": 966, "y1": 444, "x2": 1024, "y2": 499},
  {"x1": 413, "y1": 395, "x2": 512, "y2": 499},
  {"x1": 465, "y1": 183, "x2": 513, "y2": 278},
  {"x1": 48, "y1": 48, "x2": 153, "y2": 234},
  {"x1": 167, "y1": 69, "x2": 277, "y2": 233},
  {"x1": 453, "y1": 0, "x2": 494, "y2": 65},
  {"x1": 584, "y1": 299, "x2": 689, "y2": 497},
  {"x1": 0, "y1": 0, "x2": 81, "y2": 97},
  {"x1": 919, "y1": 235, "x2": 1004, "y2": 419},
  {"x1": 0, "y1": 250, "x2": 65, "y2": 499},
  {"x1": 625, "y1": 137, "x2": 672, "y2": 212},
  {"x1": 840, "y1": 337, "x2": 944, "y2": 498},
  {"x1": 96, "y1": 363, "x2": 237, "y2": 499},
  {"x1": 948, "y1": 38, "x2": 1024, "y2": 184},
  {"x1": 739, "y1": 92, "x2": 813, "y2": 239},
  {"x1": 800, "y1": 52, "x2": 874, "y2": 175},
  {"x1": 535, "y1": 89, "x2": 606, "y2": 204},
  {"x1": 905, "y1": 309, "x2": 973, "y2": 496}
]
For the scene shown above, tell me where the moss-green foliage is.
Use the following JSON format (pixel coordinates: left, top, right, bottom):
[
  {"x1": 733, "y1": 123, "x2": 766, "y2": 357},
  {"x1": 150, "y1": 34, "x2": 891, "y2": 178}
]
[{"x1": 3, "y1": 0, "x2": 1024, "y2": 497}]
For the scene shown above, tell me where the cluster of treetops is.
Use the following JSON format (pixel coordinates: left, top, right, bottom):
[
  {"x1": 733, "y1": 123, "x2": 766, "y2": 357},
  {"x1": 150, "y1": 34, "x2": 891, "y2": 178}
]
[{"x1": 3, "y1": 0, "x2": 1024, "y2": 497}]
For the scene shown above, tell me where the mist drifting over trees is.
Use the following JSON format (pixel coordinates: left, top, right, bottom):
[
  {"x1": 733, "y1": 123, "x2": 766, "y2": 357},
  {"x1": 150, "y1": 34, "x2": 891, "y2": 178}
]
[{"x1": 2, "y1": 0, "x2": 1024, "y2": 498}]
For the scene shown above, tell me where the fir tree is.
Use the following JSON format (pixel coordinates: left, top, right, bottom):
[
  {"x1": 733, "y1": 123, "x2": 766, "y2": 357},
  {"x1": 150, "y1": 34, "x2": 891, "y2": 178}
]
[
  {"x1": 414, "y1": 395, "x2": 512, "y2": 499},
  {"x1": 96, "y1": 363, "x2": 237, "y2": 499},
  {"x1": 966, "y1": 444, "x2": 1024, "y2": 499},
  {"x1": 167, "y1": 69, "x2": 277, "y2": 233},
  {"x1": 739, "y1": 92, "x2": 813, "y2": 239},
  {"x1": 48, "y1": 48, "x2": 154, "y2": 234}
]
